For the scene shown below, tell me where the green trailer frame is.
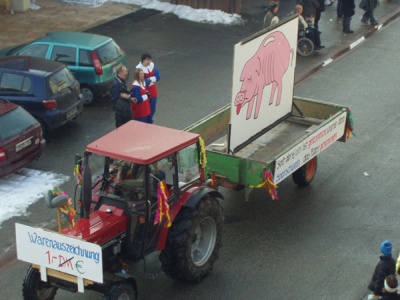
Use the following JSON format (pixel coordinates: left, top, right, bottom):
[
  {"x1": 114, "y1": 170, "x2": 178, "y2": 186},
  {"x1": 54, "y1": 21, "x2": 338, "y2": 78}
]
[{"x1": 186, "y1": 96, "x2": 353, "y2": 190}]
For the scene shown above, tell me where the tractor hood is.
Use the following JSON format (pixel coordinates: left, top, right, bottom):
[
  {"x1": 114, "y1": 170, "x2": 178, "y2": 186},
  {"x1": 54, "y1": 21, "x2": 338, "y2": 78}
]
[{"x1": 62, "y1": 204, "x2": 128, "y2": 246}]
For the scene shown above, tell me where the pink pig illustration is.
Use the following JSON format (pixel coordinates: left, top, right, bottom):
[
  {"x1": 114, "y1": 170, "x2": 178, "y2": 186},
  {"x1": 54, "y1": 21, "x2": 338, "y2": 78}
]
[{"x1": 235, "y1": 31, "x2": 293, "y2": 120}]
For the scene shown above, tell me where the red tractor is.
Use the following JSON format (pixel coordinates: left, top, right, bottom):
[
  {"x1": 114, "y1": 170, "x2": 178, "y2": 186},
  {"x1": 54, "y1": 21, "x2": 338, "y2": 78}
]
[{"x1": 21, "y1": 121, "x2": 224, "y2": 299}]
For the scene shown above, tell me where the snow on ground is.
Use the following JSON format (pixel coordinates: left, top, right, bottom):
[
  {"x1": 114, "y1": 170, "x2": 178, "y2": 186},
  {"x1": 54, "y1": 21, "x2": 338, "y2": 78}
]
[
  {"x1": 0, "y1": 169, "x2": 69, "y2": 227},
  {"x1": 110, "y1": 0, "x2": 243, "y2": 24}
]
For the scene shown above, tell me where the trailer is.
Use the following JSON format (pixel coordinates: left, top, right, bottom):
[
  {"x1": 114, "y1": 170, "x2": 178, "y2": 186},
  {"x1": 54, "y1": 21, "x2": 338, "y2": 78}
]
[{"x1": 186, "y1": 96, "x2": 352, "y2": 198}]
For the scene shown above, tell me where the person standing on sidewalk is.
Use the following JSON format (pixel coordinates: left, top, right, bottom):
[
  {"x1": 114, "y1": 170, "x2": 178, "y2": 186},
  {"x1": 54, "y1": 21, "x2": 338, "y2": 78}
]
[
  {"x1": 263, "y1": 2, "x2": 280, "y2": 29},
  {"x1": 359, "y1": 0, "x2": 379, "y2": 25},
  {"x1": 130, "y1": 68, "x2": 151, "y2": 123},
  {"x1": 342, "y1": 0, "x2": 355, "y2": 33},
  {"x1": 110, "y1": 65, "x2": 130, "y2": 111},
  {"x1": 136, "y1": 53, "x2": 160, "y2": 124}
]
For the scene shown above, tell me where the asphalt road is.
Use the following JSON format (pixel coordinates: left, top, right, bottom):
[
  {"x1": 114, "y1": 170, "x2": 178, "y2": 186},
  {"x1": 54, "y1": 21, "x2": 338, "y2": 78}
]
[{"x1": 1, "y1": 6, "x2": 400, "y2": 300}]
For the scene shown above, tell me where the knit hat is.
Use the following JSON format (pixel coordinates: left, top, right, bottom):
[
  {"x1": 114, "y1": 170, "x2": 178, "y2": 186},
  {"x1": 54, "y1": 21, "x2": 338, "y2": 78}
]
[
  {"x1": 384, "y1": 275, "x2": 398, "y2": 293},
  {"x1": 380, "y1": 240, "x2": 392, "y2": 256}
]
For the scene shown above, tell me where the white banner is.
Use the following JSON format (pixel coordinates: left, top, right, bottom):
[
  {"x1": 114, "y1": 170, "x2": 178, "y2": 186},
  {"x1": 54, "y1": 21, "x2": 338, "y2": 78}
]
[
  {"x1": 230, "y1": 17, "x2": 298, "y2": 152},
  {"x1": 274, "y1": 111, "x2": 347, "y2": 184},
  {"x1": 16, "y1": 223, "x2": 103, "y2": 283}
]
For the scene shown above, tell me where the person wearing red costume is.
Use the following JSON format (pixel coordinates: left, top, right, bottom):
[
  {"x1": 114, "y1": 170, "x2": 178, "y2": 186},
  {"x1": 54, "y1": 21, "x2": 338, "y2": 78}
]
[
  {"x1": 136, "y1": 53, "x2": 160, "y2": 124},
  {"x1": 130, "y1": 68, "x2": 151, "y2": 123}
]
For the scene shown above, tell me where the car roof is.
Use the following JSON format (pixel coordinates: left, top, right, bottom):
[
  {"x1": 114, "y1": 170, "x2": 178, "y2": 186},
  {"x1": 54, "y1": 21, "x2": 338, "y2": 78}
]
[
  {"x1": 86, "y1": 121, "x2": 200, "y2": 165},
  {"x1": 36, "y1": 31, "x2": 111, "y2": 48},
  {"x1": 0, "y1": 99, "x2": 18, "y2": 115},
  {"x1": 0, "y1": 56, "x2": 64, "y2": 75}
]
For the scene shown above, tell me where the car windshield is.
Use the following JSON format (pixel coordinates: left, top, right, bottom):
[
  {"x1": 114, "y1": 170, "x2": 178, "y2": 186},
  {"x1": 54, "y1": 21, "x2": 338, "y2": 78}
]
[
  {"x1": 96, "y1": 40, "x2": 122, "y2": 65},
  {"x1": 47, "y1": 67, "x2": 76, "y2": 96},
  {"x1": 0, "y1": 106, "x2": 38, "y2": 141}
]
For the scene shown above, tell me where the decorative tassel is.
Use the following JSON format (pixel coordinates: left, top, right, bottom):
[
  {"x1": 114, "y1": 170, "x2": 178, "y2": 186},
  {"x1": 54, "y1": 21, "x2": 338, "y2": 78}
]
[
  {"x1": 198, "y1": 137, "x2": 207, "y2": 181},
  {"x1": 250, "y1": 169, "x2": 279, "y2": 200},
  {"x1": 154, "y1": 180, "x2": 171, "y2": 227},
  {"x1": 74, "y1": 163, "x2": 83, "y2": 185},
  {"x1": 346, "y1": 108, "x2": 355, "y2": 139}
]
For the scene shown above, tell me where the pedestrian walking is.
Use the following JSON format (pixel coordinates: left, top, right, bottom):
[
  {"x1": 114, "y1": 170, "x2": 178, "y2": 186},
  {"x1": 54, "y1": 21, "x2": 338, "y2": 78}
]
[
  {"x1": 380, "y1": 275, "x2": 400, "y2": 300},
  {"x1": 368, "y1": 240, "x2": 396, "y2": 299},
  {"x1": 342, "y1": 0, "x2": 355, "y2": 33},
  {"x1": 130, "y1": 68, "x2": 151, "y2": 123},
  {"x1": 136, "y1": 53, "x2": 160, "y2": 124},
  {"x1": 301, "y1": 0, "x2": 320, "y2": 23},
  {"x1": 359, "y1": 0, "x2": 379, "y2": 25},
  {"x1": 314, "y1": 0, "x2": 325, "y2": 30},
  {"x1": 110, "y1": 65, "x2": 130, "y2": 111},
  {"x1": 263, "y1": 2, "x2": 280, "y2": 29},
  {"x1": 337, "y1": 0, "x2": 343, "y2": 17}
]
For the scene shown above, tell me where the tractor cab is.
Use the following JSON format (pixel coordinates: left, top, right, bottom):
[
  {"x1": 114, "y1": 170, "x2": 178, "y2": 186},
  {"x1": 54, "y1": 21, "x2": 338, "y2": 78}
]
[{"x1": 81, "y1": 121, "x2": 203, "y2": 212}]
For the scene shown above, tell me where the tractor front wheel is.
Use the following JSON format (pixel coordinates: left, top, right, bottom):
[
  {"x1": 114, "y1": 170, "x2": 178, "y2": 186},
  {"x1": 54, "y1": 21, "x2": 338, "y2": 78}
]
[
  {"x1": 104, "y1": 281, "x2": 137, "y2": 300},
  {"x1": 22, "y1": 266, "x2": 57, "y2": 300},
  {"x1": 160, "y1": 196, "x2": 224, "y2": 283},
  {"x1": 292, "y1": 156, "x2": 318, "y2": 187}
]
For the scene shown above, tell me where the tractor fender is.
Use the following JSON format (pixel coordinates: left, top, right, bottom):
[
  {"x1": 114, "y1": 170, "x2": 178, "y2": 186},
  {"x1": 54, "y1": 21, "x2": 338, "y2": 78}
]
[{"x1": 182, "y1": 186, "x2": 223, "y2": 208}]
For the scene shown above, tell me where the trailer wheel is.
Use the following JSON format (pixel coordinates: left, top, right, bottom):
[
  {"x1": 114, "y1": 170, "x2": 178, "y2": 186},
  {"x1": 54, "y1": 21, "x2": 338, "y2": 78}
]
[
  {"x1": 292, "y1": 156, "x2": 318, "y2": 187},
  {"x1": 104, "y1": 282, "x2": 136, "y2": 300},
  {"x1": 22, "y1": 266, "x2": 57, "y2": 300},
  {"x1": 160, "y1": 196, "x2": 224, "y2": 283}
]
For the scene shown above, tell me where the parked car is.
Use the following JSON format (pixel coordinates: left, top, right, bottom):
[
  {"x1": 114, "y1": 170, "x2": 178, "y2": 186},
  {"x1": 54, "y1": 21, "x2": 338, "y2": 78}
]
[
  {"x1": 0, "y1": 31, "x2": 127, "y2": 105},
  {"x1": 0, "y1": 99, "x2": 45, "y2": 178},
  {"x1": 0, "y1": 56, "x2": 83, "y2": 136}
]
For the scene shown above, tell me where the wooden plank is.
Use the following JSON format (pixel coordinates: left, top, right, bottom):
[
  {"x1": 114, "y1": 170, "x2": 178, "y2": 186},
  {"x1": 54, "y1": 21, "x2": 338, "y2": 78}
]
[{"x1": 32, "y1": 264, "x2": 94, "y2": 286}]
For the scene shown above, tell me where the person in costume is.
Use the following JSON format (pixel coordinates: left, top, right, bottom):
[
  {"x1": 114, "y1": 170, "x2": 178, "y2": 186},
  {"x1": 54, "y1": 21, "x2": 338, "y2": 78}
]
[
  {"x1": 130, "y1": 68, "x2": 151, "y2": 123},
  {"x1": 136, "y1": 53, "x2": 160, "y2": 124}
]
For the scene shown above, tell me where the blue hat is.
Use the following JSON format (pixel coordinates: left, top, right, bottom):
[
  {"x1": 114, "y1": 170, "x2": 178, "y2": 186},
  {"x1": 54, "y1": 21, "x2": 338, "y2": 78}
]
[{"x1": 380, "y1": 240, "x2": 392, "y2": 256}]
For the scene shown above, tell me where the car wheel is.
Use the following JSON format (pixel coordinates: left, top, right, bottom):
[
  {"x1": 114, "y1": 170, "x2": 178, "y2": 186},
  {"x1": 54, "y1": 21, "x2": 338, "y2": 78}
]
[{"x1": 80, "y1": 86, "x2": 95, "y2": 106}]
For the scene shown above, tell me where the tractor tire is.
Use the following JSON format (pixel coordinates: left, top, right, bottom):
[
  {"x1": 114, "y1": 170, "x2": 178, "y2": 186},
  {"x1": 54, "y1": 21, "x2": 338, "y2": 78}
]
[
  {"x1": 292, "y1": 156, "x2": 318, "y2": 187},
  {"x1": 103, "y1": 282, "x2": 136, "y2": 300},
  {"x1": 160, "y1": 196, "x2": 224, "y2": 283},
  {"x1": 22, "y1": 266, "x2": 57, "y2": 300}
]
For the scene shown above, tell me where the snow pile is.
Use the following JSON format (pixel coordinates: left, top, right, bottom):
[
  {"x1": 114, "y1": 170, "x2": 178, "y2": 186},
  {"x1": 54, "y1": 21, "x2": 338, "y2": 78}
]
[
  {"x1": 113, "y1": 0, "x2": 243, "y2": 24},
  {"x1": 0, "y1": 169, "x2": 69, "y2": 227}
]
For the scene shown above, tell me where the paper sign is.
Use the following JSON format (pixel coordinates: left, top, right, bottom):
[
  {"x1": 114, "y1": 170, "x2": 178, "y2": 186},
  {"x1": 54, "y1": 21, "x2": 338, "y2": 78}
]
[{"x1": 15, "y1": 223, "x2": 103, "y2": 284}]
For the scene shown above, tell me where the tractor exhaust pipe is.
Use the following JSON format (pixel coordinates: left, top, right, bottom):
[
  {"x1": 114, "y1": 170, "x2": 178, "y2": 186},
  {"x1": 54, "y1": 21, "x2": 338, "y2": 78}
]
[{"x1": 82, "y1": 152, "x2": 92, "y2": 218}]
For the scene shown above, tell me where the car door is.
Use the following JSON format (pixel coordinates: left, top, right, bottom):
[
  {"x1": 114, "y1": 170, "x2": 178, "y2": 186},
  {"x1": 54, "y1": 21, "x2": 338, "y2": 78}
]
[
  {"x1": 49, "y1": 45, "x2": 78, "y2": 77},
  {"x1": 0, "y1": 71, "x2": 37, "y2": 116},
  {"x1": 16, "y1": 43, "x2": 51, "y2": 59}
]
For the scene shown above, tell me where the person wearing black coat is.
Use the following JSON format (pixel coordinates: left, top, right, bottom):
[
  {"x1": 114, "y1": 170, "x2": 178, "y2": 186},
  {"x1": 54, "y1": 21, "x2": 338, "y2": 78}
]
[
  {"x1": 368, "y1": 240, "x2": 396, "y2": 298},
  {"x1": 114, "y1": 97, "x2": 134, "y2": 128},
  {"x1": 342, "y1": 0, "x2": 355, "y2": 33}
]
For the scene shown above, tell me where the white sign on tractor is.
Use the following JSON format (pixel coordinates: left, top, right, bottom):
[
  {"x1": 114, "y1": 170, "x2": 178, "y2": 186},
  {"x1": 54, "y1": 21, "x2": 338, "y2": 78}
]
[{"x1": 15, "y1": 223, "x2": 103, "y2": 292}]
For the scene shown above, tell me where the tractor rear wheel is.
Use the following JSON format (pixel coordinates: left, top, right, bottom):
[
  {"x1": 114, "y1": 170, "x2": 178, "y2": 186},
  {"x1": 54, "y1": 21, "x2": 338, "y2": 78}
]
[
  {"x1": 160, "y1": 196, "x2": 224, "y2": 283},
  {"x1": 104, "y1": 282, "x2": 136, "y2": 300},
  {"x1": 22, "y1": 266, "x2": 57, "y2": 300},
  {"x1": 292, "y1": 156, "x2": 318, "y2": 187}
]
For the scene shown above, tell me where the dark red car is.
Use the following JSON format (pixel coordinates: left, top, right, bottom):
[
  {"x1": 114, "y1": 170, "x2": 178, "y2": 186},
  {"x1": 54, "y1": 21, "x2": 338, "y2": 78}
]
[{"x1": 0, "y1": 99, "x2": 45, "y2": 178}]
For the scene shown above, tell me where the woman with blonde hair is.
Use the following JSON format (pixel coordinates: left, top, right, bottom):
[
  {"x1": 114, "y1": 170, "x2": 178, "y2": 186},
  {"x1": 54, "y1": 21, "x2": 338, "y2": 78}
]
[{"x1": 130, "y1": 68, "x2": 151, "y2": 123}]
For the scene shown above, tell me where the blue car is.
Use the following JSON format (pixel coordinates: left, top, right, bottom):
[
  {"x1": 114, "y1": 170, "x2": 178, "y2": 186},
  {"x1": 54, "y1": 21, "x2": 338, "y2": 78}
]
[
  {"x1": 0, "y1": 31, "x2": 127, "y2": 105},
  {"x1": 0, "y1": 56, "x2": 83, "y2": 136}
]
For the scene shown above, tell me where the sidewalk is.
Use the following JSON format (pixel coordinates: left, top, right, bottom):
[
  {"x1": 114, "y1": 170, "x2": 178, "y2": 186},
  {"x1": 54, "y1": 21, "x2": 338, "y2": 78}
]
[{"x1": 0, "y1": 0, "x2": 138, "y2": 48}]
